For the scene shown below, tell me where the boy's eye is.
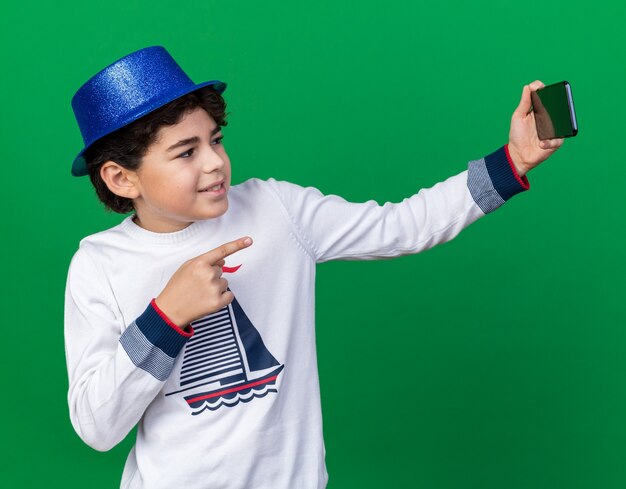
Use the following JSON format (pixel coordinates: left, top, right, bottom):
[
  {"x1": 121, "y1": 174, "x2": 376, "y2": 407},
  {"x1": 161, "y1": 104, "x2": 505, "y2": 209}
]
[
  {"x1": 178, "y1": 148, "x2": 195, "y2": 158},
  {"x1": 211, "y1": 136, "x2": 224, "y2": 146}
]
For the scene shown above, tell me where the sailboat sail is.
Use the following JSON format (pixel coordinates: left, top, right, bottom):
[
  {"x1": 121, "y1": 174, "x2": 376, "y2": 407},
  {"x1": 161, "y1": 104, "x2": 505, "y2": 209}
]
[{"x1": 166, "y1": 295, "x2": 284, "y2": 414}]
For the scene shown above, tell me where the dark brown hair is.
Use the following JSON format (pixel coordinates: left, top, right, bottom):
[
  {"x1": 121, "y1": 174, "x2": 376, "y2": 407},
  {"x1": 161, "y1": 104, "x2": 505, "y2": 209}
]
[{"x1": 84, "y1": 87, "x2": 228, "y2": 214}]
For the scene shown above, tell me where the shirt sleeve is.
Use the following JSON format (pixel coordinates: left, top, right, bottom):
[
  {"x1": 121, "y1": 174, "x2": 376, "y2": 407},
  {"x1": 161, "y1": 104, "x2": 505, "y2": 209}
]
[
  {"x1": 64, "y1": 246, "x2": 193, "y2": 451},
  {"x1": 266, "y1": 146, "x2": 528, "y2": 263}
]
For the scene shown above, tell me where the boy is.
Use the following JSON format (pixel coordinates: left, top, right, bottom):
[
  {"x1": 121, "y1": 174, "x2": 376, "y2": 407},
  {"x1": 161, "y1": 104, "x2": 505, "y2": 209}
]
[{"x1": 65, "y1": 46, "x2": 562, "y2": 488}]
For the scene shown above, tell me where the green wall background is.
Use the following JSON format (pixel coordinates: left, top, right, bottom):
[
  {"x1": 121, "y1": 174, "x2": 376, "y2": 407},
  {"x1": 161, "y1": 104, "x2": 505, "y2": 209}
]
[{"x1": 2, "y1": 0, "x2": 625, "y2": 487}]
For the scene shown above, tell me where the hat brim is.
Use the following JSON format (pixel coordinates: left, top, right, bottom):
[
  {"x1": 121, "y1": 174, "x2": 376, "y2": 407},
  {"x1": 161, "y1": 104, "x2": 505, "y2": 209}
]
[{"x1": 71, "y1": 80, "x2": 227, "y2": 177}]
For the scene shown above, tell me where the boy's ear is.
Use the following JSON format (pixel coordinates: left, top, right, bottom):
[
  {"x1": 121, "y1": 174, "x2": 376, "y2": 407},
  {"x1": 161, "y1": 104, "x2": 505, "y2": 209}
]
[{"x1": 100, "y1": 161, "x2": 141, "y2": 199}]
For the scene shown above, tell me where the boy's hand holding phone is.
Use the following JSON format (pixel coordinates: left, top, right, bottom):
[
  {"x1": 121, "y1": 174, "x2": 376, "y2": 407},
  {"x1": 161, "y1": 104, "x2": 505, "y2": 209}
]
[
  {"x1": 155, "y1": 236, "x2": 253, "y2": 327},
  {"x1": 507, "y1": 80, "x2": 564, "y2": 177}
]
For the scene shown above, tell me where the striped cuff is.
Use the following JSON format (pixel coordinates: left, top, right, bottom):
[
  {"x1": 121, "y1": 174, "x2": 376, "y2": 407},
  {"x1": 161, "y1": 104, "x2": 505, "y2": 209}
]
[
  {"x1": 467, "y1": 145, "x2": 530, "y2": 214},
  {"x1": 119, "y1": 302, "x2": 194, "y2": 381}
]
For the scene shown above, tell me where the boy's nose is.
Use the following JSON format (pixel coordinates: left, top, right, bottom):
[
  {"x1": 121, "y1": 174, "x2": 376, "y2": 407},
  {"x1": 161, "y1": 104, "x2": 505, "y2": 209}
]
[{"x1": 201, "y1": 147, "x2": 225, "y2": 172}]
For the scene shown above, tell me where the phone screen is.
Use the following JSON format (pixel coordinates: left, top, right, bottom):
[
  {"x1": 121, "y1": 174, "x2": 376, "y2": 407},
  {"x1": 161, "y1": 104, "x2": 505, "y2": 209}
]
[{"x1": 531, "y1": 81, "x2": 578, "y2": 140}]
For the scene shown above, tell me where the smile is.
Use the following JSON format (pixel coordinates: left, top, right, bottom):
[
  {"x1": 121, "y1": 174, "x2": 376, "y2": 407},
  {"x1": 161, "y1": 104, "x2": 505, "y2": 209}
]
[{"x1": 199, "y1": 182, "x2": 224, "y2": 192}]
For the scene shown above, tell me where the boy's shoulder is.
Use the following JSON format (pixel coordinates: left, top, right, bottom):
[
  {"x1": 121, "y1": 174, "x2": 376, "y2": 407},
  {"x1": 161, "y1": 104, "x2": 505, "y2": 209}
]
[
  {"x1": 77, "y1": 217, "x2": 134, "y2": 250},
  {"x1": 229, "y1": 177, "x2": 309, "y2": 209},
  {"x1": 231, "y1": 176, "x2": 284, "y2": 193},
  {"x1": 231, "y1": 176, "x2": 319, "y2": 203}
]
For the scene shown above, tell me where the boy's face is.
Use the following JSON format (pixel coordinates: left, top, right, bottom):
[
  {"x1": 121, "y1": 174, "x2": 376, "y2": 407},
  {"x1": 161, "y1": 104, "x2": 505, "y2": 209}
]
[{"x1": 128, "y1": 108, "x2": 231, "y2": 233}]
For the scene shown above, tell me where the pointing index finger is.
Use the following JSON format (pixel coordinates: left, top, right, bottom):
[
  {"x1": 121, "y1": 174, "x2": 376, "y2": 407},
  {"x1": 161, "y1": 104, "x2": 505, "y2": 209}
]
[{"x1": 202, "y1": 237, "x2": 253, "y2": 264}]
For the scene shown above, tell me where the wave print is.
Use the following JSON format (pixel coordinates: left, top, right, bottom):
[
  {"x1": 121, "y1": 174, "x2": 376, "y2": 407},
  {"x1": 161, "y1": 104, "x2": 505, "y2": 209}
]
[{"x1": 190, "y1": 384, "x2": 279, "y2": 415}]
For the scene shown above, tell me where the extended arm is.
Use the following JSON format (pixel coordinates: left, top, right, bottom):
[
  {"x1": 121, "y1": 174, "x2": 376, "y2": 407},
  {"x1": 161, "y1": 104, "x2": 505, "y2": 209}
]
[{"x1": 267, "y1": 146, "x2": 525, "y2": 262}]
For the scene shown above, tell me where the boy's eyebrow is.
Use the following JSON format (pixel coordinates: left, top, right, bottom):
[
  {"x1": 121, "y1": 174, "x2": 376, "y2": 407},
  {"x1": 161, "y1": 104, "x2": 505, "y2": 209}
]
[
  {"x1": 166, "y1": 127, "x2": 222, "y2": 152},
  {"x1": 167, "y1": 137, "x2": 200, "y2": 152}
]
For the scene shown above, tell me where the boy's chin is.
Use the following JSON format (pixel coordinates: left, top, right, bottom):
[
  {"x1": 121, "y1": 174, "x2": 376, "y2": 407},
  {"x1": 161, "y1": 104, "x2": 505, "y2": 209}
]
[{"x1": 202, "y1": 199, "x2": 229, "y2": 220}]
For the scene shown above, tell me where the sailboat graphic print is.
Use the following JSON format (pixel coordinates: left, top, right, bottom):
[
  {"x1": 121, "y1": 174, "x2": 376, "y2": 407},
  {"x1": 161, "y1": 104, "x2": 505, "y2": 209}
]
[{"x1": 166, "y1": 293, "x2": 284, "y2": 415}]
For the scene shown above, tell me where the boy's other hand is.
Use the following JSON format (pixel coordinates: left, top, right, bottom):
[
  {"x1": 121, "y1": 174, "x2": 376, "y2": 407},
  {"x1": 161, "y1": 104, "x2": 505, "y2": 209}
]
[
  {"x1": 507, "y1": 80, "x2": 564, "y2": 177},
  {"x1": 155, "y1": 237, "x2": 253, "y2": 327}
]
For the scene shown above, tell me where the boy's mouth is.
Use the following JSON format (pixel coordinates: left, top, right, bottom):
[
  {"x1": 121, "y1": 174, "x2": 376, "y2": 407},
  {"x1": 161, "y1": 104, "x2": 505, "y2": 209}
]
[{"x1": 199, "y1": 181, "x2": 225, "y2": 193}]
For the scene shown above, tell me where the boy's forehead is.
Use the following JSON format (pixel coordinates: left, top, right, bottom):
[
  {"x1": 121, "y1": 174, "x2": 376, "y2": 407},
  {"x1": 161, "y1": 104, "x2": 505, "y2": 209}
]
[{"x1": 152, "y1": 109, "x2": 219, "y2": 147}]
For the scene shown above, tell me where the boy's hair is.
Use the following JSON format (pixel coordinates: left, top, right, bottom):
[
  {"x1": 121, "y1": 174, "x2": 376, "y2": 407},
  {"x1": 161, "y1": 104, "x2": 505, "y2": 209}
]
[{"x1": 84, "y1": 87, "x2": 228, "y2": 214}]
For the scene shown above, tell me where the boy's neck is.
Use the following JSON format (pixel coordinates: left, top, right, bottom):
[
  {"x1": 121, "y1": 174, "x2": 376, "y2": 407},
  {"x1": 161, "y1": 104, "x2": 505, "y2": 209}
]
[{"x1": 132, "y1": 214, "x2": 195, "y2": 234}]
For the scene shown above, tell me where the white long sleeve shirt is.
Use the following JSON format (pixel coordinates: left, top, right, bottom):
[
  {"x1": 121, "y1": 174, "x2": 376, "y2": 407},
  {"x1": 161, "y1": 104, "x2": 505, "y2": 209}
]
[{"x1": 65, "y1": 147, "x2": 528, "y2": 488}]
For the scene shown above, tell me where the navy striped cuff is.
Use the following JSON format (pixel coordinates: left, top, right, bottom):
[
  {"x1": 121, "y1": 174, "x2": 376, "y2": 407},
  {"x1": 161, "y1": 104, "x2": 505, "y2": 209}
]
[
  {"x1": 467, "y1": 146, "x2": 529, "y2": 214},
  {"x1": 119, "y1": 302, "x2": 193, "y2": 381}
]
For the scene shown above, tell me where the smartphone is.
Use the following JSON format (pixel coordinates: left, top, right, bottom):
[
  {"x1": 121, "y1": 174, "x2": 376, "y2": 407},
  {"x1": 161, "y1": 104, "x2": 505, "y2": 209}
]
[{"x1": 531, "y1": 81, "x2": 578, "y2": 140}]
